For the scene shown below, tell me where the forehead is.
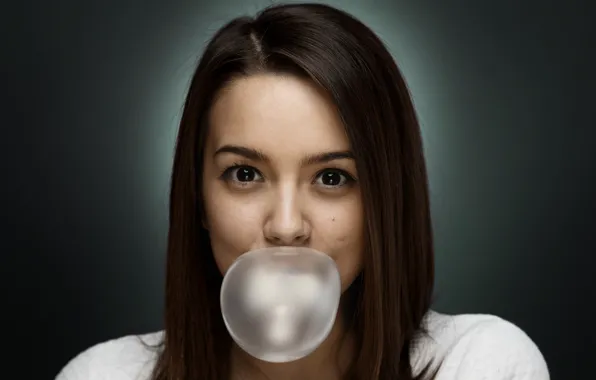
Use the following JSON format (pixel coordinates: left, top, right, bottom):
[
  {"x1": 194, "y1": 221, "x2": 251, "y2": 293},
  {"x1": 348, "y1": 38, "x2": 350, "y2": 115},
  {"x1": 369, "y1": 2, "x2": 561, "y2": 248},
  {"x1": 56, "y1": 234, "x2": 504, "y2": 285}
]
[{"x1": 207, "y1": 74, "x2": 350, "y2": 154}]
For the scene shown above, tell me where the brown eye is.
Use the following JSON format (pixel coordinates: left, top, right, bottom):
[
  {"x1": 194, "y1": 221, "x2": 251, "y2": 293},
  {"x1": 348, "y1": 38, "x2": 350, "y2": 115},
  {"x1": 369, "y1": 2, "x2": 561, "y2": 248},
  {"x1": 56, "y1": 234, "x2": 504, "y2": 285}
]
[
  {"x1": 235, "y1": 167, "x2": 257, "y2": 182},
  {"x1": 222, "y1": 165, "x2": 263, "y2": 183},
  {"x1": 314, "y1": 169, "x2": 354, "y2": 188}
]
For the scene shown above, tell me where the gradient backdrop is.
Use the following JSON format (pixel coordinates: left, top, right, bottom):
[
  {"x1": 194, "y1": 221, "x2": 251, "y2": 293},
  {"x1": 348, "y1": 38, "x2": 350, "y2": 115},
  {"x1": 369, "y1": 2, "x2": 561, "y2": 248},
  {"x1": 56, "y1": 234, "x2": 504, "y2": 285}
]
[{"x1": 3, "y1": 0, "x2": 595, "y2": 378}]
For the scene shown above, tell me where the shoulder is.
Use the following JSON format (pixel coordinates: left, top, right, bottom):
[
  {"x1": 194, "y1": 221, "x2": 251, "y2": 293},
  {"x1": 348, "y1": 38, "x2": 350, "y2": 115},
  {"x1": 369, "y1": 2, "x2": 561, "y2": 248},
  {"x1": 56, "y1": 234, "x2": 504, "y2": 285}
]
[
  {"x1": 412, "y1": 311, "x2": 550, "y2": 380},
  {"x1": 55, "y1": 331, "x2": 163, "y2": 380}
]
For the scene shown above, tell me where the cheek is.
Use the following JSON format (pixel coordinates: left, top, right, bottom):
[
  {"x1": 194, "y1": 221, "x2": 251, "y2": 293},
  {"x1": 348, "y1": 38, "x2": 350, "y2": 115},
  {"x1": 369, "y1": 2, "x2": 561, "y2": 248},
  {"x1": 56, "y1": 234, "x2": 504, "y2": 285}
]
[
  {"x1": 203, "y1": 187, "x2": 264, "y2": 275},
  {"x1": 314, "y1": 198, "x2": 364, "y2": 292},
  {"x1": 335, "y1": 229, "x2": 364, "y2": 293}
]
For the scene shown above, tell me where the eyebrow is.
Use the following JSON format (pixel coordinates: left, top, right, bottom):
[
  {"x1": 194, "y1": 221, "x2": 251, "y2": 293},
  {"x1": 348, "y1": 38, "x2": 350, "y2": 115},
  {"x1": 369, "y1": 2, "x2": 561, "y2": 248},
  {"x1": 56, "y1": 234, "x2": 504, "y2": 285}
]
[{"x1": 213, "y1": 144, "x2": 355, "y2": 166}]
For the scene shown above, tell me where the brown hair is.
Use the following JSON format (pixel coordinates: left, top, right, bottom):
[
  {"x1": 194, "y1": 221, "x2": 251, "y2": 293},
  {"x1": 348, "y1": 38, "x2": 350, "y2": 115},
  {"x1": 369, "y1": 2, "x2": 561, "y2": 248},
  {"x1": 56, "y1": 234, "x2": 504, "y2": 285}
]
[{"x1": 151, "y1": 3, "x2": 438, "y2": 379}]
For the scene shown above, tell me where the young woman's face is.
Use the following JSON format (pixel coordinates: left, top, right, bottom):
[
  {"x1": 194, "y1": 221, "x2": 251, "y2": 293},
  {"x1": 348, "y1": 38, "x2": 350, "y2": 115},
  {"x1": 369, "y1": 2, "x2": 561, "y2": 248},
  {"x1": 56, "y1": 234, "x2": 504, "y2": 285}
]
[{"x1": 202, "y1": 74, "x2": 363, "y2": 292}]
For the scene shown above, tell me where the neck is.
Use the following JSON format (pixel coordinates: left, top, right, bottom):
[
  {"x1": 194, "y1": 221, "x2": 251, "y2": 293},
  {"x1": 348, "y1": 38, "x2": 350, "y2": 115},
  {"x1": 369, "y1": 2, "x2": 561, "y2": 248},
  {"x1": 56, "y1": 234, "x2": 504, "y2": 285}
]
[{"x1": 231, "y1": 311, "x2": 354, "y2": 380}]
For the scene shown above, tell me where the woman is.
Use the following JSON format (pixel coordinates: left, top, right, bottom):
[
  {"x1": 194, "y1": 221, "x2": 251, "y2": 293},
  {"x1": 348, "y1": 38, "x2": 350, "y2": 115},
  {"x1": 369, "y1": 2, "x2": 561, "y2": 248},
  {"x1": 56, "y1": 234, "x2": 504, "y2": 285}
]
[{"x1": 56, "y1": 3, "x2": 549, "y2": 380}]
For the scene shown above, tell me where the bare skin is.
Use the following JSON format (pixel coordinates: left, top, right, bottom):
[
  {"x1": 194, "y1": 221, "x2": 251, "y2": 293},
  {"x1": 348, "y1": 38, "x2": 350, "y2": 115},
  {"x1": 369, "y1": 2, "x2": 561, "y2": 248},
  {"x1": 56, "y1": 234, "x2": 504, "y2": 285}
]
[{"x1": 202, "y1": 73, "x2": 364, "y2": 380}]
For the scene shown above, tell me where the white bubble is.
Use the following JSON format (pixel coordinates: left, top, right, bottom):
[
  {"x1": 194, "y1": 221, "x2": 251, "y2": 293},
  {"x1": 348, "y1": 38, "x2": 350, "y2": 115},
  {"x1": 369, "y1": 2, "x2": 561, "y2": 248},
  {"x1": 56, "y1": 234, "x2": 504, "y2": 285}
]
[{"x1": 220, "y1": 247, "x2": 341, "y2": 363}]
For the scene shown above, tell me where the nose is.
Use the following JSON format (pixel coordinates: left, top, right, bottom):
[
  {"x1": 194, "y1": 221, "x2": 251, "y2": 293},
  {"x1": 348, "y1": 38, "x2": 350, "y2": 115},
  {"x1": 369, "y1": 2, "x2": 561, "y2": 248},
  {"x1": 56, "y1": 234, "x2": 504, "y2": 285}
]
[{"x1": 263, "y1": 187, "x2": 310, "y2": 246}]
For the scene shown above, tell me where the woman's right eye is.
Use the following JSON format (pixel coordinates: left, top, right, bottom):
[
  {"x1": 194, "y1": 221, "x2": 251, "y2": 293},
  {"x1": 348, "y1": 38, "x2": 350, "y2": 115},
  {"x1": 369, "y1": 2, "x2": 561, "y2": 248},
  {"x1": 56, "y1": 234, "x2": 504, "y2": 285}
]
[{"x1": 221, "y1": 165, "x2": 263, "y2": 184}]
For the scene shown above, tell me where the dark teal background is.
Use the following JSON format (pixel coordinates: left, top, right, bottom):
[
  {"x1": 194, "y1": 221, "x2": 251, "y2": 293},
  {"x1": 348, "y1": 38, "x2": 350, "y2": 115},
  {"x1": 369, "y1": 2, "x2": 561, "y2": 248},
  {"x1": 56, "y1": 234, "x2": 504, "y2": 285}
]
[{"x1": 2, "y1": 0, "x2": 594, "y2": 378}]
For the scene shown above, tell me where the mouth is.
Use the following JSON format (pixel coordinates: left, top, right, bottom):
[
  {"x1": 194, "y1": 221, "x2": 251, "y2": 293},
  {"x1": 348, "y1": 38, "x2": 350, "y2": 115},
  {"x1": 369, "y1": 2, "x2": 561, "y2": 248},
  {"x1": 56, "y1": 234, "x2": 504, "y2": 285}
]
[{"x1": 241, "y1": 246, "x2": 336, "y2": 262}]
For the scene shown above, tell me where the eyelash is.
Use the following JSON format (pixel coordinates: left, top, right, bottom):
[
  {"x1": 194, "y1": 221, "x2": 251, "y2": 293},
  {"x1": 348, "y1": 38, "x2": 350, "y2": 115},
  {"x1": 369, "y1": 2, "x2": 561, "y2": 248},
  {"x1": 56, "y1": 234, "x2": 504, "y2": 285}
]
[{"x1": 219, "y1": 163, "x2": 356, "y2": 189}]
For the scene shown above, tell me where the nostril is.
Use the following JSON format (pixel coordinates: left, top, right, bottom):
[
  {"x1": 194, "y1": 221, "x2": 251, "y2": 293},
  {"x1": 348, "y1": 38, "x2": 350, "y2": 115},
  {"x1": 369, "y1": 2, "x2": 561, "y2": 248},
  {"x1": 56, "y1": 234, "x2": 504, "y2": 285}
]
[{"x1": 265, "y1": 233, "x2": 309, "y2": 247}]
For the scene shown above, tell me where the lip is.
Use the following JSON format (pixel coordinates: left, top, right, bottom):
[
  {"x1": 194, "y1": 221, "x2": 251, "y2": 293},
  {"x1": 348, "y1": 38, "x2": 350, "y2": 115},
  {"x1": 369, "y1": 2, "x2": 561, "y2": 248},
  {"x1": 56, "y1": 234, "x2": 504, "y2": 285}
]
[{"x1": 236, "y1": 246, "x2": 336, "y2": 265}]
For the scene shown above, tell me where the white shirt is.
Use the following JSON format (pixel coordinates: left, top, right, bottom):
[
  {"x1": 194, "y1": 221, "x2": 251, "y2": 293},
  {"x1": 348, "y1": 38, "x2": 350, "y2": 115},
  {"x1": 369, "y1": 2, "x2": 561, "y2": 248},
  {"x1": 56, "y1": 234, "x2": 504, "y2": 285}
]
[{"x1": 55, "y1": 311, "x2": 550, "y2": 379}]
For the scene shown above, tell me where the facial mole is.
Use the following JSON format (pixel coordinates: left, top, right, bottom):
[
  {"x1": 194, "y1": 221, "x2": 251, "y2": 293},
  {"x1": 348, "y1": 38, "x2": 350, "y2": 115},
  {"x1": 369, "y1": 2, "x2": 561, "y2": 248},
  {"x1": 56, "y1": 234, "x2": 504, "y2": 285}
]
[{"x1": 332, "y1": 216, "x2": 336, "y2": 222}]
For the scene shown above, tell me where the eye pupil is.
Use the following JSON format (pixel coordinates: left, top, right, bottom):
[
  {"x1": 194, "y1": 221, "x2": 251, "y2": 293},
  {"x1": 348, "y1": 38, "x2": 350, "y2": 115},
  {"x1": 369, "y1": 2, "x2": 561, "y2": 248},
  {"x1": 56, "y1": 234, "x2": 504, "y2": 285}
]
[
  {"x1": 322, "y1": 171, "x2": 342, "y2": 186},
  {"x1": 236, "y1": 167, "x2": 255, "y2": 182}
]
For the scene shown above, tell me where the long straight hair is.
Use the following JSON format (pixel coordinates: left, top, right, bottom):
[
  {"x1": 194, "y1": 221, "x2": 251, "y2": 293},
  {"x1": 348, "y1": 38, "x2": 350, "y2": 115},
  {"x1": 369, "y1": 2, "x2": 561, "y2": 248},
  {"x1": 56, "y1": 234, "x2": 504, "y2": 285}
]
[{"x1": 151, "y1": 3, "x2": 438, "y2": 379}]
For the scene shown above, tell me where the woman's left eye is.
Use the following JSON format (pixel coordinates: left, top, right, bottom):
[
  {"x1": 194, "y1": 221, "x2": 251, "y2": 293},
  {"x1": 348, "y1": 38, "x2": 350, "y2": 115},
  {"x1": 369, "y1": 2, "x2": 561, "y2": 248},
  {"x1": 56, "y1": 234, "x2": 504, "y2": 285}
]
[{"x1": 314, "y1": 169, "x2": 354, "y2": 188}]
